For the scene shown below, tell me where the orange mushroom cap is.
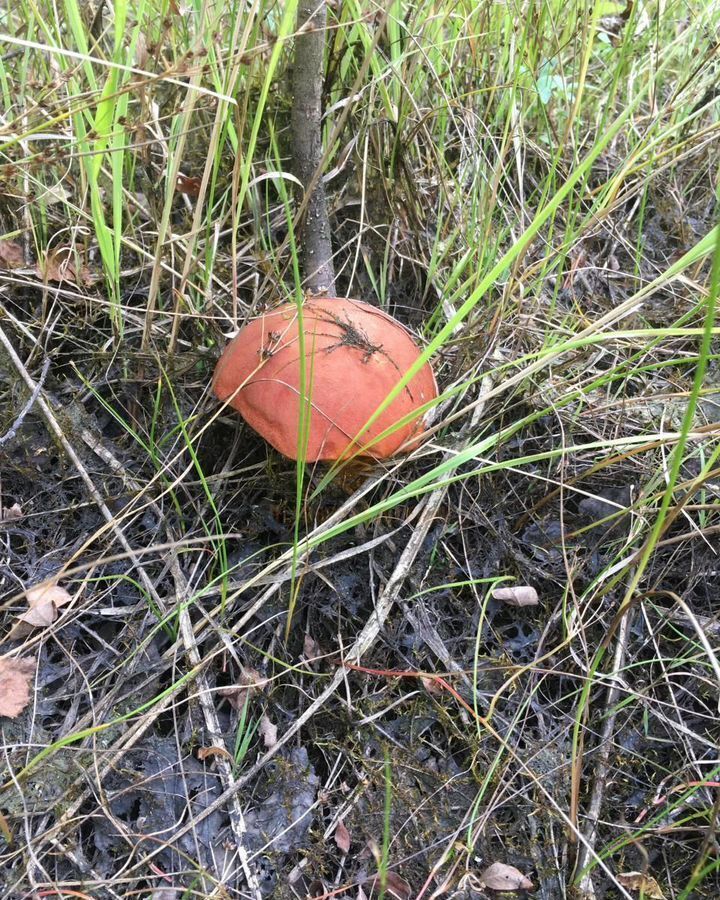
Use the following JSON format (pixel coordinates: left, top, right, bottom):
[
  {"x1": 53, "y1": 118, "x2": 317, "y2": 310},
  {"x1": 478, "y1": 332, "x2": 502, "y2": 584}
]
[{"x1": 212, "y1": 297, "x2": 438, "y2": 461}]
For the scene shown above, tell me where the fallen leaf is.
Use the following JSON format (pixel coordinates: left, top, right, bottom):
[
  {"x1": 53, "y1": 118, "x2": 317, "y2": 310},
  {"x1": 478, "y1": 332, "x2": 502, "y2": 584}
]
[
  {"x1": 259, "y1": 713, "x2": 277, "y2": 748},
  {"x1": 1, "y1": 503, "x2": 23, "y2": 521},
  {"x1": 287, "y1": 863, "x2": 301, "y2": 885},
  {"x1": 480, "y1": 862, "x2": 534, "y2": 892},
  {"x1": 492, "y1": 585, "x2": 539, "y2": 607},
  {"x1": 618, "y1": 871, "x2": 666, "y2": 898},
  {"x1": 218, "y1": 684, "x2": 251, "y2": 711},
  {"x1": 8, "y1": 584, "x2": 72, "y2": 640},
  {"x1": 176, "y1": 174, "x2": 202, "y2": 197},
  {"x1": 0, "y1": 657, "x2": 37, "y2": 717},
  {"x1": 36, "y1": 247, "x2": 90, "y2": 286},
  {"x1": 0, "y1": 239, "x2": 24, "y2": 269},
  {"x1": 24, "y1": 584, "x2": 72, "y2": 625},
  {"x1": 334, "y1": 818, "x2": 351, "y2": 854}
]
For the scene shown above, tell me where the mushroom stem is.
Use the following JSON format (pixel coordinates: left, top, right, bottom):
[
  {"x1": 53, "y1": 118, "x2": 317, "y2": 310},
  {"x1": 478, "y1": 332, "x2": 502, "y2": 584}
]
[{"x1": 291, "y1": 1, "x2": 336, "y2": 296}]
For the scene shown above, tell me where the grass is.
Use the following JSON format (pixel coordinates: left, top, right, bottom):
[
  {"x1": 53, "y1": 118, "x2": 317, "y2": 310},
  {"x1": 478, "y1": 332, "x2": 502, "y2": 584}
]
[{"x1": 1, "y1": 0, "x2": 719, "y2": 897}]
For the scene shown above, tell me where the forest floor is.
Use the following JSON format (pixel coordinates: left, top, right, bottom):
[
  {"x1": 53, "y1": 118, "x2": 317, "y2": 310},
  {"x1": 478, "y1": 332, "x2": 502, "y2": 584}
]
[{"x1": 2, "y1": 2, "x2": 720, "y2": 899}]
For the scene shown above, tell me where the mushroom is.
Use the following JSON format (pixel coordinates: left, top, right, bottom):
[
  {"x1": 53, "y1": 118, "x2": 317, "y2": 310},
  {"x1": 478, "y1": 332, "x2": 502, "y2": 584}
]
[{"x1": 212, "y1": 297, "x2": 438, "y2": 461}]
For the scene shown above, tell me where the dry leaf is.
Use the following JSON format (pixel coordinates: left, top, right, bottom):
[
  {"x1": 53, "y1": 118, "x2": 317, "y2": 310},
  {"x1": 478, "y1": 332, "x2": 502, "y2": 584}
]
[
  {"x1": 197, "y1": 745, "x2": 234, "y2": 763},
  {"x1": 287, "y1": 864, "x2": 302, "y2": 886},
  {"x1": 259, "y1": 713, "x2": 277, "y2": 748},
  {"x1": 0, "y1": 657, "x2": 37, "y2": 717},
  {"x1": 492, "y1": 585, "x2": 539, "y2": 607},
  {"x1": 25, "y1": 584, "x2": 72, "y2": 624},
  {"x1": 1, "y1": 503, "x2": 23, "y2": 521},
  {"x1": 480, "y1": 862, "x2": 534, "y2": 892},
  {"x1": 8, "y1": 584, "x2": 72, "y2": 640},
  {"x1": 0, "y1": 809, "x2": 12, "y2": 845},
  {"x1": 0, "y1": 239, "x2": 24, "y2": 270},
  {"x1": 36, "y1": 247, "x2": 90, "y2": 286},
  {"x1": 334, "y1": 819, "x2": 351, "y2": 854},
  {"x1": 618, "y1": 872, "x2": 666, "y2": 899}
]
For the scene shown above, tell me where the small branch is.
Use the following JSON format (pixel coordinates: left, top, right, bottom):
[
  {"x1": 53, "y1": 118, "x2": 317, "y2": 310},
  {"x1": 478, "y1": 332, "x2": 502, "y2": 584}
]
[
  {"x1": 0, "y1": 356, "x2": 50, "y2": 447},
  {"x1": 292, "y1": 1, "x2": 336, "y2": 295}
]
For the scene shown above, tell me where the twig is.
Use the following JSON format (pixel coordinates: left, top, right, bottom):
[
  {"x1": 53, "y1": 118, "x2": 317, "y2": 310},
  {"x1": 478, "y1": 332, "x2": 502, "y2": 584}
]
[{"x1": 0, "y1": 356, "x2": 50, "y2": 447}]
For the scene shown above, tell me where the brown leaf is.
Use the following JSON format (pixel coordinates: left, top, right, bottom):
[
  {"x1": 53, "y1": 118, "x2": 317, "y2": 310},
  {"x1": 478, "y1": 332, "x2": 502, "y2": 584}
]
[
  {"x1": 25, "y1": 584, "x2": 72, "y2": 624},
  {"x1": 492, "y1": 585, "x2": 539, "y2": 607},
  {"x1": 480, "y1": 862, "x2": 534, "y2": 892},
  {"x1": 1, "y1": 503, "x2": 23, "y2": 521},
  {"x1": 36, "y1": 247, "x2": 90, "y2": 286},
  {"x1": 176, "y1": 174, "x2": 202, "y2": 197},
  {"x1": 0, "y1": 239, "x2": 24, "y2": 269},
  {"x1": 334, "y1": 819, "x2": 351, "y2": 854},
  {"x1": 259, "y1": 713, "x2": 277, "y2": 748},
  {"x1": 617, "y1": 872, "x2": 666, "y2": 898},
  {"x1": 8, "y1": 584, "x2": 72, "y2": 640},
  {"x1": 0, "y1": 657, "x2": 37, "y2": 717}
]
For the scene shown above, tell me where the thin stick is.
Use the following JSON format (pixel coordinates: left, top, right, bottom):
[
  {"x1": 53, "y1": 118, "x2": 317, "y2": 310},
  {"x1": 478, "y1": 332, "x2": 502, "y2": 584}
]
[{"x1": 0, "y1": 357, "x2": 49, "y2": 447}]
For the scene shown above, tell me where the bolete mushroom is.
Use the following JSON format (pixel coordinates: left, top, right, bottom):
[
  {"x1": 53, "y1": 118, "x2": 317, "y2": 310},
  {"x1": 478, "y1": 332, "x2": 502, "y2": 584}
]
[{"x1": 212, "y1": 297, "x2": 437, "y2": 461}]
